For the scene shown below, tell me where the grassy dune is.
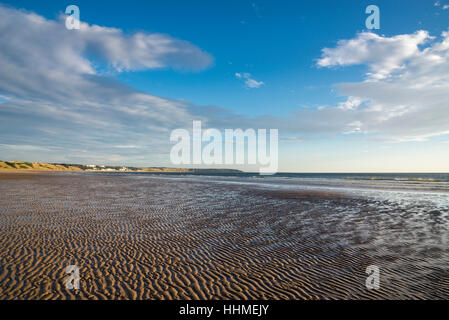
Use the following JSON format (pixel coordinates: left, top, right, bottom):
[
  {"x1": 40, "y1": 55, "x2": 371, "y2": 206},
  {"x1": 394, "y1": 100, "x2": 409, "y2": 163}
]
[{"x1": 0, "y1": 161, "x2": 83, "y2": 171}]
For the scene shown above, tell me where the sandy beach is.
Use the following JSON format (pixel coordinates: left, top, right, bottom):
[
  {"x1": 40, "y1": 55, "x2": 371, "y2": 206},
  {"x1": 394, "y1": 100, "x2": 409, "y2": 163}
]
[{"x1": 0, "y1": 172, "x2": 448, "y2": 300}]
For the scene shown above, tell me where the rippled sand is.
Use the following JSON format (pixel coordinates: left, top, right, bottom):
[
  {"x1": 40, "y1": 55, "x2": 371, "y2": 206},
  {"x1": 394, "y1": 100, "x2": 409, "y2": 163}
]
[{"x1": 0, "y1": 173, "x2": 448, "y2": 299}]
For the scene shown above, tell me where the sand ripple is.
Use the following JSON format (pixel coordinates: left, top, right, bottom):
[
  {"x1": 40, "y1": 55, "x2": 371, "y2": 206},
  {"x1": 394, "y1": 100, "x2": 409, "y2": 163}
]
[{"x1": 0, "y1": 173, "x2": 448, "y2": 299}]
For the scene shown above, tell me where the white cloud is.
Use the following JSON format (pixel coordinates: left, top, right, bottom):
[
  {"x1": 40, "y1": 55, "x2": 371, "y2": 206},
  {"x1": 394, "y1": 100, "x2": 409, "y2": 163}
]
[
  {"x1": 338, "y1": 97, "x2": 362, "y2": 110},
  {"x1": 317, "y1": 31, "x2": 432, "y2": 80},
  {"x1": 317, "y1": 29, "x2": 449, "y2": 142},
  {"x1": 77, "y1": 22, "x2": 213, "y2": 72},
  {"x1": 245, "y1": 78, "x2": 264, "y2": 88},
  {"x1": 235, "y1": 72, "x2": 264, "y2": 88},
  {"x1": 435, "y1": 1, "x2": 449, "y2": 9},
  {"x1": 1, "y1": 4, "x2": 449, "y2": 167},
  {"x1": 0, "y1": 4, "x2": 213, "y2": 165},
  {"x1": 280, "y1": 137, "x2": 303, "y2": 143},
  {"x1": 0, "y1": 144, "x2": 53, "y2": 151}
]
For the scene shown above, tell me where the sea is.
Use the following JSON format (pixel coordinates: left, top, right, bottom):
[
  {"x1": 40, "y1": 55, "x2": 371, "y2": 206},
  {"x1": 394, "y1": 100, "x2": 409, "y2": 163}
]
[{"x1": 82, "y1": 171, "x2": 449, "y2": 210}]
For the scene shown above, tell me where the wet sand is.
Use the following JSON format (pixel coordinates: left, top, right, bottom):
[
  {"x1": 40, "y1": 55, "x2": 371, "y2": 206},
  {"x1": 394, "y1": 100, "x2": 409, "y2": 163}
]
[{"x1": 0, "y1": 172, "x2": 448, "y2": 299}]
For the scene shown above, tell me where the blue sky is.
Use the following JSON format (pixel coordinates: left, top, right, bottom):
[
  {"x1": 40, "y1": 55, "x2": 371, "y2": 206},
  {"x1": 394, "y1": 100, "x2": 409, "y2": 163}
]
[
  {"x1": 1, "y1": 0, "x2": 449, "y2": 172},
  {"x1": 5, "y1": 0, "x2": 447, "y2": 115}
]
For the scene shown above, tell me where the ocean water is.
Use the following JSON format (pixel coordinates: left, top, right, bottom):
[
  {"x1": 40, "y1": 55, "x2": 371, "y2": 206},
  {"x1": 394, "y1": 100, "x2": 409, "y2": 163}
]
[
  {"x1": 101, "y1": 171, "x2": 449, "y2": 211},
  {"x1": 88, "y1": 171, "x2": 449, "y2": 184},
  {"x1": 97, "y1": 171, "x2": 449, "y2": 181}
]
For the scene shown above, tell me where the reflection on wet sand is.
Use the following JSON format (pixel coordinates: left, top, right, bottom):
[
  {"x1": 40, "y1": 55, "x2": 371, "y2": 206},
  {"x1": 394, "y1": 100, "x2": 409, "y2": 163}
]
[{"x1": 0, "y1": 172, "x2": 448, "y2": 299}]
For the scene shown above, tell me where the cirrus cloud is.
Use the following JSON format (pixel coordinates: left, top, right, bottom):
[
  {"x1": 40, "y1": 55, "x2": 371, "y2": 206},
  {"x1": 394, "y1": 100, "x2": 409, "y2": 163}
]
[{"x1": 0, "y1": 4, "x2": 213, "y2": 165}]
